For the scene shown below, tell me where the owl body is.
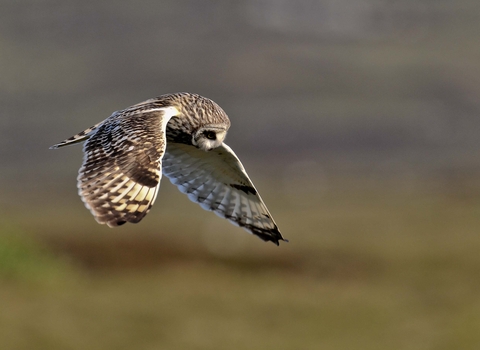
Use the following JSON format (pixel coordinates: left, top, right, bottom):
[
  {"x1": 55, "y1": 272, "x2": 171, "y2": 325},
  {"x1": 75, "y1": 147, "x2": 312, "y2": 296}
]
[{"x1": 51, "y1": 93, "x2": 286, "y2": 245}]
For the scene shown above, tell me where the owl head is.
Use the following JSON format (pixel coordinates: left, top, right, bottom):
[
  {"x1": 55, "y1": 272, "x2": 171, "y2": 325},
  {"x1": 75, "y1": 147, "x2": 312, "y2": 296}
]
[
  {"x1": 165, "y1": 92, "x2": 231, "y2": 152},
  {"x1": 192, "y1": 125, "x2": 227, "y2": 151}
]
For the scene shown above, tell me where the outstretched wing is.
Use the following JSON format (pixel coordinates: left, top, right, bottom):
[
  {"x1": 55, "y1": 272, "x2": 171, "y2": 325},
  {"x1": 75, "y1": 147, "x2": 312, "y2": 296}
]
[
  {"x1": 162, "y1": 142, "x2": 286, "y2": 245},
  {"x1": 76, "y1": 107, "x2": 177, "y2": 227}
]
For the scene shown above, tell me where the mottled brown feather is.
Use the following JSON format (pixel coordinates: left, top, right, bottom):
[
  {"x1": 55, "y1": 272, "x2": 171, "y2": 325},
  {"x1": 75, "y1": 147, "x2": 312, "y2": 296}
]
[{"x1": 78, "y1": 110, "x2": 169, "y2": 227}]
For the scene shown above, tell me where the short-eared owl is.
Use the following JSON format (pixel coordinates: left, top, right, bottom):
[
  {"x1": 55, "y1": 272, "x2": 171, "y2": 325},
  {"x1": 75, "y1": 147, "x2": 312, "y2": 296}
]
[{"x1": 51, "y1": 93, "x2": 286, "y2": 245}]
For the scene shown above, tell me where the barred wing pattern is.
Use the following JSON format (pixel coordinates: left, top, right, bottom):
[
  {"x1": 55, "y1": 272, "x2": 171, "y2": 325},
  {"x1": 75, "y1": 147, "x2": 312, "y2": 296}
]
[
  {"x1": 77, "y1": 108, "x2": 174, "y2": 227},
  {"x1": 163, "y1": 142, "x2": 284, "y2": 245}
]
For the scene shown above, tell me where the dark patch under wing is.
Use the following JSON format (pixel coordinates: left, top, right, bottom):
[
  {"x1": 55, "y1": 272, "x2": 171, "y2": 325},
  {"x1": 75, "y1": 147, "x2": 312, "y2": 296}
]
[{"x1": 230, "y1": 183, "x2": 257, "y2": 195}]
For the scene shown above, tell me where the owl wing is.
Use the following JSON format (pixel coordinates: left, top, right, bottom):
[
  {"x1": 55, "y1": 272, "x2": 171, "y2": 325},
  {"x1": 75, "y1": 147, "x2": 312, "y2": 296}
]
[
  {"x1": 162, "y1": 142, "x2": 286, "y2": 245},
  {"x1": 76, "y1": 107, "x2": 176, "y2": 227}
]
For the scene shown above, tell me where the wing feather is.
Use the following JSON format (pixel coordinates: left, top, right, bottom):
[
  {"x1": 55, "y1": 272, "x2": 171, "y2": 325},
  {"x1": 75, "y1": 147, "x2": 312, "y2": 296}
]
[
  {"x1": 163, "y1": 142, "x2": 286, "y2": 244},
  {"x1": 76, "y1": 107, "x2": 177, "y2": 227}
]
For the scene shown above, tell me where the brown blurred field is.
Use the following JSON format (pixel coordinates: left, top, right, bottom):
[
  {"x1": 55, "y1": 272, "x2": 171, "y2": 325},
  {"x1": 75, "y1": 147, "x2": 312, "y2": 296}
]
[
  {"x1": 2, "y1": 178, "x2": 480, "y2": 349},
  {"x1": 2, "y1": 1, "x2": 480, "y2": 349}
]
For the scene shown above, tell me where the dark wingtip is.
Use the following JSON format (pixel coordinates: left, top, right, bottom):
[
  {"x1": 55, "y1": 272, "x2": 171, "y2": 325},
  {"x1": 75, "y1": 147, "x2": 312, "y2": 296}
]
[
  {"x1": 269, "y1": 234, "x2": 289, "y2": 246},
  {"x1": 272, "y1": 236, "x2": 289, "y2": 246},
  {"x1": 247, "y1": 225, "x2": 287, "y2": 246}
]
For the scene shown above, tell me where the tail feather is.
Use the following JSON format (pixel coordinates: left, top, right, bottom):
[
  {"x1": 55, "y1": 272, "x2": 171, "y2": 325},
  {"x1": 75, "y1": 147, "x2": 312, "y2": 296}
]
[{"x1": 50, "y1": 122, "x2": 102, "y2": 149}]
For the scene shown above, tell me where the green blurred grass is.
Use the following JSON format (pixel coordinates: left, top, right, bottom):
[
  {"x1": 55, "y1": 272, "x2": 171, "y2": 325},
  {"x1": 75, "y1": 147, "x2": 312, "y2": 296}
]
[
  {"x1": 1, "y1": 184, "x2": 480, "y2": 349},
  {"x1": 0, "y1": 223, "x2": 75, "y2": 284}
]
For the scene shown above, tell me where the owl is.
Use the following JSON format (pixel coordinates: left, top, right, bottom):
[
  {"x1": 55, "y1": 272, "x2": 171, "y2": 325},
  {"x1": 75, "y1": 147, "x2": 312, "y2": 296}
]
[{"x1": 51, "y1": 93, "x2": 286, "y2": 245}]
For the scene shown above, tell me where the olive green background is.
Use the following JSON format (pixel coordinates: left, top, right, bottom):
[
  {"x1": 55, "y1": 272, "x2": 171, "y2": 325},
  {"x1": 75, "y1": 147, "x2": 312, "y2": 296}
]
[{"x1": 1, "y1": 1, "x2": 480, "y2": 349}]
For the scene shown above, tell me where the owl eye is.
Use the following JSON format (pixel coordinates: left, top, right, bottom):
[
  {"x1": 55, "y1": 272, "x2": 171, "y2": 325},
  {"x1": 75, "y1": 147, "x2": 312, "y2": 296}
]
[{"x1": 203, "y1": 131, "x2": 217, "y2": 140}]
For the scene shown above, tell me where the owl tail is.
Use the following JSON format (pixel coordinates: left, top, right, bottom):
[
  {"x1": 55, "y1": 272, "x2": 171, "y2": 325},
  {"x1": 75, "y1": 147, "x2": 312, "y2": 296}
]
[{"x1": 50, "y1": 122, "x2": 102, "y2": 149}]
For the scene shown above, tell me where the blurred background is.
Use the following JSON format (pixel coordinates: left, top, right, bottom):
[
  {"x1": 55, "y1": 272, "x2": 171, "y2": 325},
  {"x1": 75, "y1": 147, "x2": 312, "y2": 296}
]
[{"x1": 1, "y1": 0, "x2": 480, "y2": 349}]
